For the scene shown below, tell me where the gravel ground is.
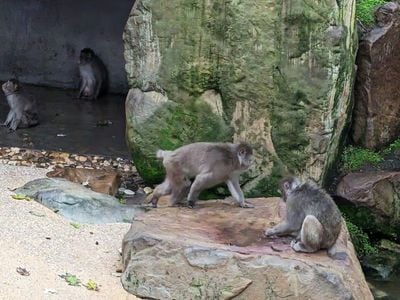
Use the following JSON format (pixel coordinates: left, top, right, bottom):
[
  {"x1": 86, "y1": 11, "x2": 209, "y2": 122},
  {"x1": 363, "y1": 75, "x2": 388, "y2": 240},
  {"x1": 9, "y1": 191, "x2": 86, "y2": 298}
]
[{"x1": 0, "y1": 164, "x2": 138, "y2": 299}]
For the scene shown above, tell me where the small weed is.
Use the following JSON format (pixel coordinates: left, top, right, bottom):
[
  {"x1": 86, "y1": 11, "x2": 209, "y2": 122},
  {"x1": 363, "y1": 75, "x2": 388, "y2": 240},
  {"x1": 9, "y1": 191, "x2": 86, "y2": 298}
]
[
  {"x1": 340, "y1": 146, "x2": 382, "y2": 172},
  {"x1": 85, "y1": 279, "x2": 99, "y2": 291},
  {"x1": 59, "y1": 273, "x2": 81, "y2": 286},
  {"x1": 70, "y1": 222, "x2": 81, "y2": 229}
]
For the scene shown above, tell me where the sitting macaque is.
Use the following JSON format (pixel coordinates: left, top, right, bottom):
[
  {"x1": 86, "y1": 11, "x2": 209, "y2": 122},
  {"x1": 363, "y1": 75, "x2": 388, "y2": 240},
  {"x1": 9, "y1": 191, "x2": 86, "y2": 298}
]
[
  {"x1": 149, "y1": 142, "x2": 254, "y2": 208},
  {"x1": 78, "y1": 48, "x2": 107, "y2": 100},
  {"x1": 265, "y1": 177, "x2": 342, "y2": 256},
  {"x1": 1, "y1": 79, "x2": 39, "y2": 131}
]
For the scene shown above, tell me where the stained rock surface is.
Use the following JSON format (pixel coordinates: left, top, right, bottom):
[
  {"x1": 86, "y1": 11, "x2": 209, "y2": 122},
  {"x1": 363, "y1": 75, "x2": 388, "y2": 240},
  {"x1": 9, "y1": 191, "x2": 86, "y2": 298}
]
[
  {"x1": 122, "y1": 198, "x2": 372, "y2": 300},
  {"x1": 15, "y1": 178, "x2": 143, "y2": 224},
  {"x1": 352, "y1": 2, "x2": 400, "y2": 149},
  {"x1": 123, "y1": 0, "x2": 357, "y2": 192}
]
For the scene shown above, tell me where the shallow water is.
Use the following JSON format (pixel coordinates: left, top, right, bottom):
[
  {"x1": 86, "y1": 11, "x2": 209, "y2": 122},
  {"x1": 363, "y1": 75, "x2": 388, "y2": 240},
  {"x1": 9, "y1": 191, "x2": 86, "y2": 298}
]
[
  {"x1": 368, "y1": 276, "x2": 400, "y2": 299},
  {"x1": 0, "y1": 85, "x2": 129, "y2": 158}
]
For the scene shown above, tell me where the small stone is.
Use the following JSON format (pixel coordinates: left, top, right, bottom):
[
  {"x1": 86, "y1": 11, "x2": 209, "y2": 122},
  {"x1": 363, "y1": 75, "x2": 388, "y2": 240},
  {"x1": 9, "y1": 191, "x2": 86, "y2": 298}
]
[
  {"x1": 103, "y1": 160, "x2": 111, "y2": 167},
  {"x1": 78, "y1": 156, "x2": 87, "y2": 162},
  {"x1": 143, "y1": 187, "x2": 153, "y2": 194}
]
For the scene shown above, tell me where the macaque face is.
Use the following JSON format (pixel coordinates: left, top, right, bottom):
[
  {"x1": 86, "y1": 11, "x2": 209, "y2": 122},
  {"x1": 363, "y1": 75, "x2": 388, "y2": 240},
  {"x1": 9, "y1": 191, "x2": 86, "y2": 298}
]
[
  {"x1": 2, "y1": 80, "x2": 18, "y2": 94},
  {"x1": 237, "y1": 143, "x2": 253, "y2": 170},
  {"x1": 79, "y1": 48, "x2": 94, "y2": 65}
]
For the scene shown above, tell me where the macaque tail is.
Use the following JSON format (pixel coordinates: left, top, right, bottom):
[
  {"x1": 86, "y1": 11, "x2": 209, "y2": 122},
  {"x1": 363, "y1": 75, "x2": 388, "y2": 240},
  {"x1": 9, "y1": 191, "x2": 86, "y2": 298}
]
[{"x1": 156, "y1": 150, "x2": 172, "y2": 160}]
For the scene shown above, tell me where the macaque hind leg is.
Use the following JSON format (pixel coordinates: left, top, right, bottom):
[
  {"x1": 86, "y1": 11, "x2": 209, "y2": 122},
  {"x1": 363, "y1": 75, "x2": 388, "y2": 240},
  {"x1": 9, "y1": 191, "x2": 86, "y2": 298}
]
[
  {"x1": 148, "y1": 180, "x2": 172, "y2": 207},
  {"x1": 291, "y1": 215, "x2": 323, "y2": 253}
]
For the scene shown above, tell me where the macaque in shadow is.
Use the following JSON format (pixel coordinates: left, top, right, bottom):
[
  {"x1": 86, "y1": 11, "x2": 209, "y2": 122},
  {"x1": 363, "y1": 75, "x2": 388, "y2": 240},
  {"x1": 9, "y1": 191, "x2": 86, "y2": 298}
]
[
  {"x1": 149, "y1": 142, "x2": 254, "y2": 209},
  {"x1": 1, "y1": 79, "x2": 39, "y2": 131},
  {"x1": 265, "y1": 177, "x2": 343, "y2": 258},
  {"x1": 78, "y1": 48, "x2": 108, "y2": 100}
]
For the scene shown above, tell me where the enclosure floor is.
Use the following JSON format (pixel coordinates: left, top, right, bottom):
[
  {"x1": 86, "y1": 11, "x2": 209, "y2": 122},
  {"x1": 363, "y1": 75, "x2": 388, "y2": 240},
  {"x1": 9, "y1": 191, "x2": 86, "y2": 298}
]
[{"x1": 0, "y1": 85, "x2": 128, "y2": 158}]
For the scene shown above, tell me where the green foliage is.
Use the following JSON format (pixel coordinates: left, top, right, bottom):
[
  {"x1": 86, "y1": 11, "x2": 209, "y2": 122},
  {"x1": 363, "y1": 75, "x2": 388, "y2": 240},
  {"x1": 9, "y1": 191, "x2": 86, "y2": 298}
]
[
  {"x1": 356, "y1": 0, "x2": 388, "y2": 26},
  {"x1": 85, "y1": 279, "x2": 99, "y2": 291},
  {"x1": 70, "y1": 222, "x2": 81, "y2": 229},
  {"x1": 382, "y1": 138, "x2": 400, "y2": 155},
  {"x1": 340, "y1": 146, "x2": 382, "y2": 172},
  {"x1": 345, "y1": 217, "x2": 377, "y2": 256}
]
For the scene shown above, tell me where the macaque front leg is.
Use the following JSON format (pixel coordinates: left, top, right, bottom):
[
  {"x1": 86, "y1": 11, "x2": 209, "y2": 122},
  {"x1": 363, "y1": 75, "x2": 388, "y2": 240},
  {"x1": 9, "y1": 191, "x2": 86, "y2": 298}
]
[
  {"x1": 265, "y1": 221, "x2": 299, "y2": 237},
  {"x1": 93, "y1": 80, "x2": 102, "y2": 100},
  {"x1": 187, "y1": 173, "x2": 214, "y2": 208},
  {"x1": 78, "y1": 79, "x2": 87, "y2": 98},
  {"x1": 148, "y1": 180, "x2": 171, "y2": 208},
  {"x1": 226, "y1": 175, "x2": 254, "y2": 208},
  {"x1": 3, "y1": 110, "x2": 14, "y2": 127}
]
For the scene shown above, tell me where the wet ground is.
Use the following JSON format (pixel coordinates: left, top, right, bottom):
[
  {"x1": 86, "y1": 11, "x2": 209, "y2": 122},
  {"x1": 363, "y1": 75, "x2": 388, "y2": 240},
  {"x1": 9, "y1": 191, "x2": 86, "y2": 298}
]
[{"x1": 0, "y1": 85, "x2": 129, "y2": 158}]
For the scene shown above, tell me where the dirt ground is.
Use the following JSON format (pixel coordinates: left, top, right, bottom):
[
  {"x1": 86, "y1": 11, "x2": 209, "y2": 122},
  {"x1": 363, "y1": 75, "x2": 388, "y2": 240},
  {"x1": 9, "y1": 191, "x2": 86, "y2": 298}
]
[{"x1": 0, "y1": 163, "x2": 139, "y2": 299}]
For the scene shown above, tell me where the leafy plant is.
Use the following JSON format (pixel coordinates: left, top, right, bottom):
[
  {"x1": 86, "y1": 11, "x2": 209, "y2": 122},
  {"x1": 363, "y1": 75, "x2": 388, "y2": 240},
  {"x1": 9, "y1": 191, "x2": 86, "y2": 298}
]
[
  {"x1": 340, "y1": 146, "x2": 382, "y2": 172},
  {"x1": 382, "y1": 138, "x2": 400, "y2": 155},
  {"x1": 345, "y1": 218, "x2": 377, "y2": 256},
  {"x1": 356, "y1": 0, "x2": 388, "y2": 26}
]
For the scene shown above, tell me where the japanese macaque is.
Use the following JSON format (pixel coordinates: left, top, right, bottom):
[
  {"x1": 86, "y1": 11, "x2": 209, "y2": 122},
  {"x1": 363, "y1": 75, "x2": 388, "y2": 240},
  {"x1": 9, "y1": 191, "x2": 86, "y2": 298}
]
[
  {"x1": 265, "y1": 177, "x2": 342, "y2": 255},
  {"x1": 1, "y1": 79, "x2": 39, "y2": 131},
  {"x1": 149, "y1": 142, "x2": 254, "y2": 208},
  {"x1": 78, "y1": 48, "x2": 107, "y2": 100}
]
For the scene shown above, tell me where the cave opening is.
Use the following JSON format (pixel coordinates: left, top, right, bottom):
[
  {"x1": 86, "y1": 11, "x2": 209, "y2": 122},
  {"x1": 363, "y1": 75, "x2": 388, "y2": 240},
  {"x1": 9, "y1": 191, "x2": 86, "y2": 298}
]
[{"x1": 0, "y1": 0, "x2": 134, "y2": 158}]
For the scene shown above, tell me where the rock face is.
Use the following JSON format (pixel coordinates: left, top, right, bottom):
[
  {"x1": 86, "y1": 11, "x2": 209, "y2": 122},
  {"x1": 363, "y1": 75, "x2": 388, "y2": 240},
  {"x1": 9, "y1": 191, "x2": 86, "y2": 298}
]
[
  {"x1": 123, "y1": 0, "x2": 357, "y2": 192},
  {"x1": 15, "y1": 178, "x2": 143, "y2": 224},
  {"x1": 121, "y1": 198, "x2": 372, "y2": 300},
  {"x1": 352, "y1": 2, "x2": 400, "y2": 150},
  {"x1": 336, "y1": 171, "x2": 400, "y2": 223}
]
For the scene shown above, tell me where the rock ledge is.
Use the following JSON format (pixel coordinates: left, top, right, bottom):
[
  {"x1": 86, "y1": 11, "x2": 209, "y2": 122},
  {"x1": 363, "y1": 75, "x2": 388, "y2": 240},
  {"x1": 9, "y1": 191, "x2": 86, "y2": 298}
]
[{"x1": 122, "y1": 198, "x2": 372, "y2": 299}]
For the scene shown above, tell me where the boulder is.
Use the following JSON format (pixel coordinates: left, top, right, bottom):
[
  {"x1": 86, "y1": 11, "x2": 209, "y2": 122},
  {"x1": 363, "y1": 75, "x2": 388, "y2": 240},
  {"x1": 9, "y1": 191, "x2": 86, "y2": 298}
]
[
  {"x1": 15, "y1": 178, "x2": 143, "y2": 224},
  {"x1": 123, "y1": 0, "x2": 357, "y2": 192},
  {"x1": 121, "y1": 198, "x2": 372, "y2": 300},
  {"x1": 46, "y1": 167, "x2": 121, "y2": 196},
  {"x1": 336, "y1": 171, "x2": 400, "y2": 223},
  {"x1": 352, "y1": 2, "x2": 400, "y2": 150}
]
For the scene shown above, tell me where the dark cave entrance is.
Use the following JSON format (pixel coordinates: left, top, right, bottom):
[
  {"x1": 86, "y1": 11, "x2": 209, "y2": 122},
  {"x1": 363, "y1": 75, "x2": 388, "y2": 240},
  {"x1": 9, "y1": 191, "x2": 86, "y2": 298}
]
[{"x1": 0, "y1": 0, "x2": 134, "y2": 158}]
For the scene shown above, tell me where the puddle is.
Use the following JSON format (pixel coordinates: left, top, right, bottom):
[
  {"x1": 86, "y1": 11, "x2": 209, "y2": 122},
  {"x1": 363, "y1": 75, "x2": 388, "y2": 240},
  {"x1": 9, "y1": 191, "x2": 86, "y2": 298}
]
[{"x1": 0, "y1": 84, "x2": 128, "y2": 157}]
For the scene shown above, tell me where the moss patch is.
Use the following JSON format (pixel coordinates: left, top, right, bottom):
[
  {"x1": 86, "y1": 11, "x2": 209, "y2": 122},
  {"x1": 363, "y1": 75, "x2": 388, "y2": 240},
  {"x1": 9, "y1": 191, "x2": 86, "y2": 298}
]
[
  {"x1": 356, "y1": 0, "x2": 388, "y2": 26},
  {"x1": 340, "y1": 145, "x2": 383, "y2": 172},
  {"x1": 130, "y1": 100, "x2": 232, "y2": 183}
]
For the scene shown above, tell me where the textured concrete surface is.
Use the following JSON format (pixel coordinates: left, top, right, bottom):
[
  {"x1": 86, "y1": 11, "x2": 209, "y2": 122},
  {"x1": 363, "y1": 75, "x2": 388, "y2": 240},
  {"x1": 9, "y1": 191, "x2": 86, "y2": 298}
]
[
  {"x1": 0, "y1": 163, "x2": 138, "y2": 299},
  {"x1": 0, "y1": 0, "x2": 133, "y2": 93}
]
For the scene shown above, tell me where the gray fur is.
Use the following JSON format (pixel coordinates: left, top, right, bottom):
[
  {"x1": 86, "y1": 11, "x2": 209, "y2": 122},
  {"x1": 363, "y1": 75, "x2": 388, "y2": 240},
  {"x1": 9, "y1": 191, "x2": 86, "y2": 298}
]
[
  {"x1": 78, "y1": 48, "x2": 107, "y2": 100},
  {"x1": 149, "y1": 142, "x2": 253, "y2": 208},
  {"x1": 265, "y1": 177, "x2": 342, "y2": 255},
  {"x1": 2, "y1": 79, "x2": 39, "y2": 131}
]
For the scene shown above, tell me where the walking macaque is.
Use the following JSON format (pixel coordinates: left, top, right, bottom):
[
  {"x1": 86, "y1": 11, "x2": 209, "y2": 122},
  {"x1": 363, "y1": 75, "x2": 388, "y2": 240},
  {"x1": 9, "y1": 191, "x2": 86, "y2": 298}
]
[
  {"x1": 1, "y1": 79, "x2": 39, "y2": 131},
  {"x1": 149, "y1": 142, "x2": 254, "y2": 208},
  {"x1": 78, "y1": 48, "x2": 107, "y2": 100},
  {"x1": 265, "y1": 177, "x2": 342, "y2": 255}
]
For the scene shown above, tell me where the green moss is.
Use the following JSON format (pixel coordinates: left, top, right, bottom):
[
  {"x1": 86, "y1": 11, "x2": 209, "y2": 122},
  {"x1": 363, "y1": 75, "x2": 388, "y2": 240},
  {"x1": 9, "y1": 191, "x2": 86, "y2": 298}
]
[
  {"x1": 340, "y1": 145, "x2": 383, "y2": 172},
  {"x1": 131, "y1": 101, "x2": 232, "y2": 183},
  {"x1": 356, "y1": 0, "x2": 388, "y2": 26}
]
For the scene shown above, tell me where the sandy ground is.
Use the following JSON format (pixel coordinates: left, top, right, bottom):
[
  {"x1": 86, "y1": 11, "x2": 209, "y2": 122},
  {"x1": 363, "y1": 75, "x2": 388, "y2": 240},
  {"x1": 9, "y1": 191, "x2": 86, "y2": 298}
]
[{"x1": 0, "y1": 164, "x2": 139, "y2": 299}]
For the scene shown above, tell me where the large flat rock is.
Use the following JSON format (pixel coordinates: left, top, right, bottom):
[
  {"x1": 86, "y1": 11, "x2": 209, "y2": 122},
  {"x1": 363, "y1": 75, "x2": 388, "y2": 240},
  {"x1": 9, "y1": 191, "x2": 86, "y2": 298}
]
[{"x1": 122, "y1": 198, "x2": 373, "y2": 299}]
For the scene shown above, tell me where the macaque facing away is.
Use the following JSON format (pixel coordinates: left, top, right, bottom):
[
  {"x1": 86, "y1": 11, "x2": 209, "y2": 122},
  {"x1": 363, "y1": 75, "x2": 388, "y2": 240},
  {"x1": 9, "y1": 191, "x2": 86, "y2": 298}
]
[
  {"x1": 1, "y1": 79, "x2": 39, "y2": 131},
  {"x1": 265, "y1": 177, "x2": 342, "y2": 255},
  {"x1": 149, "y1": 142, "x2": 254, "y2": 208},
  {"x1": 78, "y1": 48, "x2": 107, "y2": 100}
]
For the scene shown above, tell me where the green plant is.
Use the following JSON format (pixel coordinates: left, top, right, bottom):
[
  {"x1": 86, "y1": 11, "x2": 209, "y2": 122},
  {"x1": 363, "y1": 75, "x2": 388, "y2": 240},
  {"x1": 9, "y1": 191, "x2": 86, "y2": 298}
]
[
  {"x1": 382, "y1": 138, "x2": 400, "y2": 155},
  {"x1": 340, "y1": 146, "x2": 382, "y2": 172},
  {"x1": 345, "y1": 218, "x2": 377, "y2": 256},
  {"x1": 356, "y1": 0, "x2": 388, "y2": 26}
]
